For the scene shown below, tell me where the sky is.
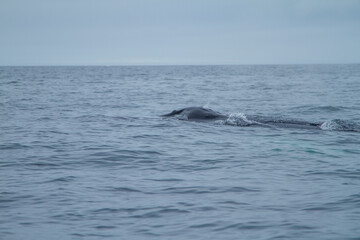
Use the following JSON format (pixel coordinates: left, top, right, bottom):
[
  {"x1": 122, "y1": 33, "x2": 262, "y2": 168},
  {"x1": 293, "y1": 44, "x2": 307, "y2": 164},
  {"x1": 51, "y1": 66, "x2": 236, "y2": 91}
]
[{"x1": 0, "y1": 0, "x2": 360, "y2": 65}]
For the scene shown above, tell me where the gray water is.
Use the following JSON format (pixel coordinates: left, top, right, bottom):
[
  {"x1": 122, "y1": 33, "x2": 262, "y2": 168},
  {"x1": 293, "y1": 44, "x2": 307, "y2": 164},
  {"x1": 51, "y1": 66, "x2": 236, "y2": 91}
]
[{"x1": 1, "y1": 65, "x2": 360, "y2": 240}]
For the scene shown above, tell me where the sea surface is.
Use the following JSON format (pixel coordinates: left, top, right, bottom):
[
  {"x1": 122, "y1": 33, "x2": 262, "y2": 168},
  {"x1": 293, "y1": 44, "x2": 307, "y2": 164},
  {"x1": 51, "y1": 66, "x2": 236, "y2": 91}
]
[{"x1": 1, "y1": 65, "x2": 360, "y2": 240}]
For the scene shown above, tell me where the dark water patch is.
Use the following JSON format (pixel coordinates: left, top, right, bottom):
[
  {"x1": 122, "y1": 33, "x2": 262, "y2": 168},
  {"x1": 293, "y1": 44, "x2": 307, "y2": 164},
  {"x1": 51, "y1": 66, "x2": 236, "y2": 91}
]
[
  {"x1": 192, "y1": 158, "x2": 224, "y2": 165},
  {"x1": 107, "y1": 187, "x2": 143, "y2": 193},
  {"x1": 88, "y1": 152, "x2": 138, "y2": 163},
  {"x1": 328, "y1": 137, "x2": 360, "y2": 145},
  {"x1": 110, "y1": 116, "x2": 135, "y2": 121},
  {"x1": 86, "y1": 149, "x2": 163, "y2": 168},
  {"x1": 303, "y1": 148, "x2": 325, "y2": 155},
  {"x1": 91, "y1": 207, "x2": 151, "y2": 214},
  {"x1": 305, "y1": 169, "x2": 360, "y2": 180},
  {"x1": 42, "y1": 176, "x2": 76, "y2": 183},
  {"x1": 136, "y1": 159, "x2": 158, "y2": 165},
  {"x1": 75, "y1": 114, "x2": 114, "y2": 122},
  {"x1": 46, "y1": 130, "x2": 70, "y2": 135},
  {"x1": 337, "y1": 193, "x2": 360, "y2": 208},
  {"x1": 160, "y1": 186, "x2": 259, "y2": 194},
  {"x1": 192, "y1": 206, "x2": 218, "y2": 211},
  {"x1": 25, "y1": 162, "x2": 62, "y2": 168},
  {"x1": 151, "y1": 122, "x2": 182, "y2": 128},
  {"x1": 291, "y1": 105, "x2": 348, "y2": 113},
  {"x1": 304, "y1": 193, "x2": 360, "y2": 212},
  {"x1": 0, "y1": 194, "x2": 35, "y2": 206},
  {"x1": 284, "y1": 223, "x2": 317, "y2": 231},
  {"x1": 131, "y1": 208, "x2": 189, "y2": 219},
  {"x1": 52, "y1": 212, "x2": 85, "y2": 221},
  {"x1": 19, "y1": 222, "x2": 35, "y2": 226},
  {"x1": 169, "y1": 164, "x2": 223, "y2": 172},
  {"x1": 177, "y1": 202, "x2": 195, "y2": 207},
  {"x1": 81, "y1": 145, "x2": 113, "y2": 151},
  {"x1": 134, "y1": 229, "x2": 162, "y2": 237},
  {"x1": 0, "y1": 198, "x2": 17, "y2": 205},
  {"x1": 132, "y1": 134, "x2": 163, "y2": 139},
  {"x1": 227, "y1": 186, "x2": 260, "y2": 192},
  {"x1": 0, "y1": 162, "x2": 19, "y2": 168},
  {"x1": 2, "y1": 80, "x2": 20, "y2": 84},
  {"x1": 90, "y1": 149, "x2": 162, "y2": 157},
  {"x1": 0, "y1": 143, "x2": 29, "y2": 150},
  {"x1": 215, "y1": 221, "x2": 272, "y2": 231},
  {"x1": 0, "y1": 231, "x2": 14, "y2": 238},
  {"x1": 145, "y1": 178, "x2": 184, "y2": 182},
  {"x1": 94, "y1": 225, "x2": 117, "y2": 230},
  {"x1": 189, "y1": 222, "x2": 220, "y2": 229},
  {"x1": 70, "y1": 233, "x2": 114, "y2": 238},
  {"x1": 218, "y1": 200, "x2": 250, "y2": 206},
  {"x1": 35, "y1": 116, "x2": 52, "y2": 121},
  {"x1": 341, "y1": 149, "x2": 360, "y2": 154}
]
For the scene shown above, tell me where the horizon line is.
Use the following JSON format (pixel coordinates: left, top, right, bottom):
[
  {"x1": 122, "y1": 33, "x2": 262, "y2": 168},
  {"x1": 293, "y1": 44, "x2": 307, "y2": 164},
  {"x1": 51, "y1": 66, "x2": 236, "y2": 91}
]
[{"x1": 1, "y1": 62, "x2": 359, "y2": 67}]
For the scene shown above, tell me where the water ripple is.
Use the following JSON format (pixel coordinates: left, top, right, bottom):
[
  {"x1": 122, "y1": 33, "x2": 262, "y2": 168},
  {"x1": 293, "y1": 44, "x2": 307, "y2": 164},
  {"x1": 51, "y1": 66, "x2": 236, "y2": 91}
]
[
  {"x1": 304, "y1": 193, "x2": 360, "y2": 212},
  {"x1": 1, "y1": 65, "x2": 360, "y2": 240},
  {"x1": 0, "y1": 143, "x2": 29, "y2": 150},
  {"x1": 131, "y1": 208, "x2": 189, "y2": 219},
  {"x1": 160, "y1": 186, "x2": 259, "y2": 194}
]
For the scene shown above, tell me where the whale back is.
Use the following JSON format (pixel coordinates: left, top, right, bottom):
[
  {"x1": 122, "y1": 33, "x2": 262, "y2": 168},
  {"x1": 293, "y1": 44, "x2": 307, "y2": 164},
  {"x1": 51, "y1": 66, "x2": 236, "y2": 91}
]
[
  {"x1": 186, "y1": 107, "x2": 224, "y2": 120},
  {"x1": 161, "y1": 107, "x2": 227, "y2": 120}
]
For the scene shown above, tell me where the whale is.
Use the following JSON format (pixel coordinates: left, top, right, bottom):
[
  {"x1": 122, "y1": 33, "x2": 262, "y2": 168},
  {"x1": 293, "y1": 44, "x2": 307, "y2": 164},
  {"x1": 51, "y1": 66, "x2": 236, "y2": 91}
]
[
  {"x1": 161, "y1": 107, "x2": 228, "y2": 121},
  {"x1": 162, "y1": 107, "x2": 323, "y2": 130}
]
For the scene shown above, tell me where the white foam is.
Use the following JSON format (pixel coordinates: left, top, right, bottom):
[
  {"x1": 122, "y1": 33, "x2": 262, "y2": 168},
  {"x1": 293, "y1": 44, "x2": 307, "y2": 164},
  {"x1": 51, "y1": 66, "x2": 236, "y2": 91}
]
[
  {"x1": 224, "y1": 112, "x2": 254, "y2": 126},
  {"x1": 202, "y1": 102, "x2": 211, "y2": 109},
  {"x1": 320, "y1": 119, "x2": 359, "y2": 131}
]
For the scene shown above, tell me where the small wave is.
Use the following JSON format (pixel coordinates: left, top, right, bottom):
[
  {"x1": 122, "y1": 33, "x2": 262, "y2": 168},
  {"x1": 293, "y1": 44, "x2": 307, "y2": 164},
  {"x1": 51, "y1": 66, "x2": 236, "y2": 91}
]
[
  {"x1": 161, "y1": 186, "x2": 258, "y2": 194},
  {"x1": 0, "y1": 143, "x2": 29, "y2": 150},
  {"x1": 145, "y1": 178, "x2": 184, "y2": 182},
  {"x1": 2, "y1": 80, "x2": 19, "y2": 84},
  {"x1": 290, "y1": 105, "x2": 349, "y2": 113},
  {"x1": 91, "y1": 207, "x2": 153, "y2": 215},
  {"x1": 111, "y1": 187, "x2": 143, "y2": 193},
  {"x1": 94, "y1": 225, "x2": 117, "y2": 229},
  {"x1": 305, "y1": 169, "x2": 360, "y2": 180},
  {"x1": 215, "y1": 221, "x2": 272, "y2": 231},
  {"x1": 315, "y1": 106, "x2": 345, "y2": 112},
  {"x1": 131, "y1": 208, "x2": 189, "y2": 219},
  {"x1": 320, "y1": 119, "x2": 360, "y2": 131},
  {"x1": 26, "y1": 162, "x2": 61, "y2": 168},
  {"x1": 304, "y1": 193, "x2": 360, "y2": 212},
  {"x1": 189, "y1": 222, "x2": 220, "y2": 229},
  {"x1": 43, "y1": 176, "x2": 76, "y2": 183}
]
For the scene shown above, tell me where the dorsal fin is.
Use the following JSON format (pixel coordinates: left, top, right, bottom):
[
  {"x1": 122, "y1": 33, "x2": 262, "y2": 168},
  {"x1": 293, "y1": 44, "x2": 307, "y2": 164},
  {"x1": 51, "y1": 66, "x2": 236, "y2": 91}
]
[{"x1": 161, "y1": 108, "x2": 185, "y2": 117}]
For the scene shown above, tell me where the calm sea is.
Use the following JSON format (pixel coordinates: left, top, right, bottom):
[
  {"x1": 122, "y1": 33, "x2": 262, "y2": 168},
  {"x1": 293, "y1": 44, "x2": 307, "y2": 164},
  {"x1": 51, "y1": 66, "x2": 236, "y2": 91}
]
[{"x1": 1, "y1": 65, "x2": 360, "y2": 240}]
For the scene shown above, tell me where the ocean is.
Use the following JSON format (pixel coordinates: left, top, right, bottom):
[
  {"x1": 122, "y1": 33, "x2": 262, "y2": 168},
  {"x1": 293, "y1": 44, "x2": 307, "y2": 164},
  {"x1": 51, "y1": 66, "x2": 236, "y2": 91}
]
[{"x1": 1, "y1": 65, "x2": 360, "y2": 239}]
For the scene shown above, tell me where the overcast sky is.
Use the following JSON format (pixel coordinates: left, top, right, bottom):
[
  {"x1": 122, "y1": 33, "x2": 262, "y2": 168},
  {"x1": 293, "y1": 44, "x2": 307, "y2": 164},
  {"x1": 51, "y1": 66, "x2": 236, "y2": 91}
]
[{"x1": 1, "y1": 0, "x2": 360, "y2": 65}]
